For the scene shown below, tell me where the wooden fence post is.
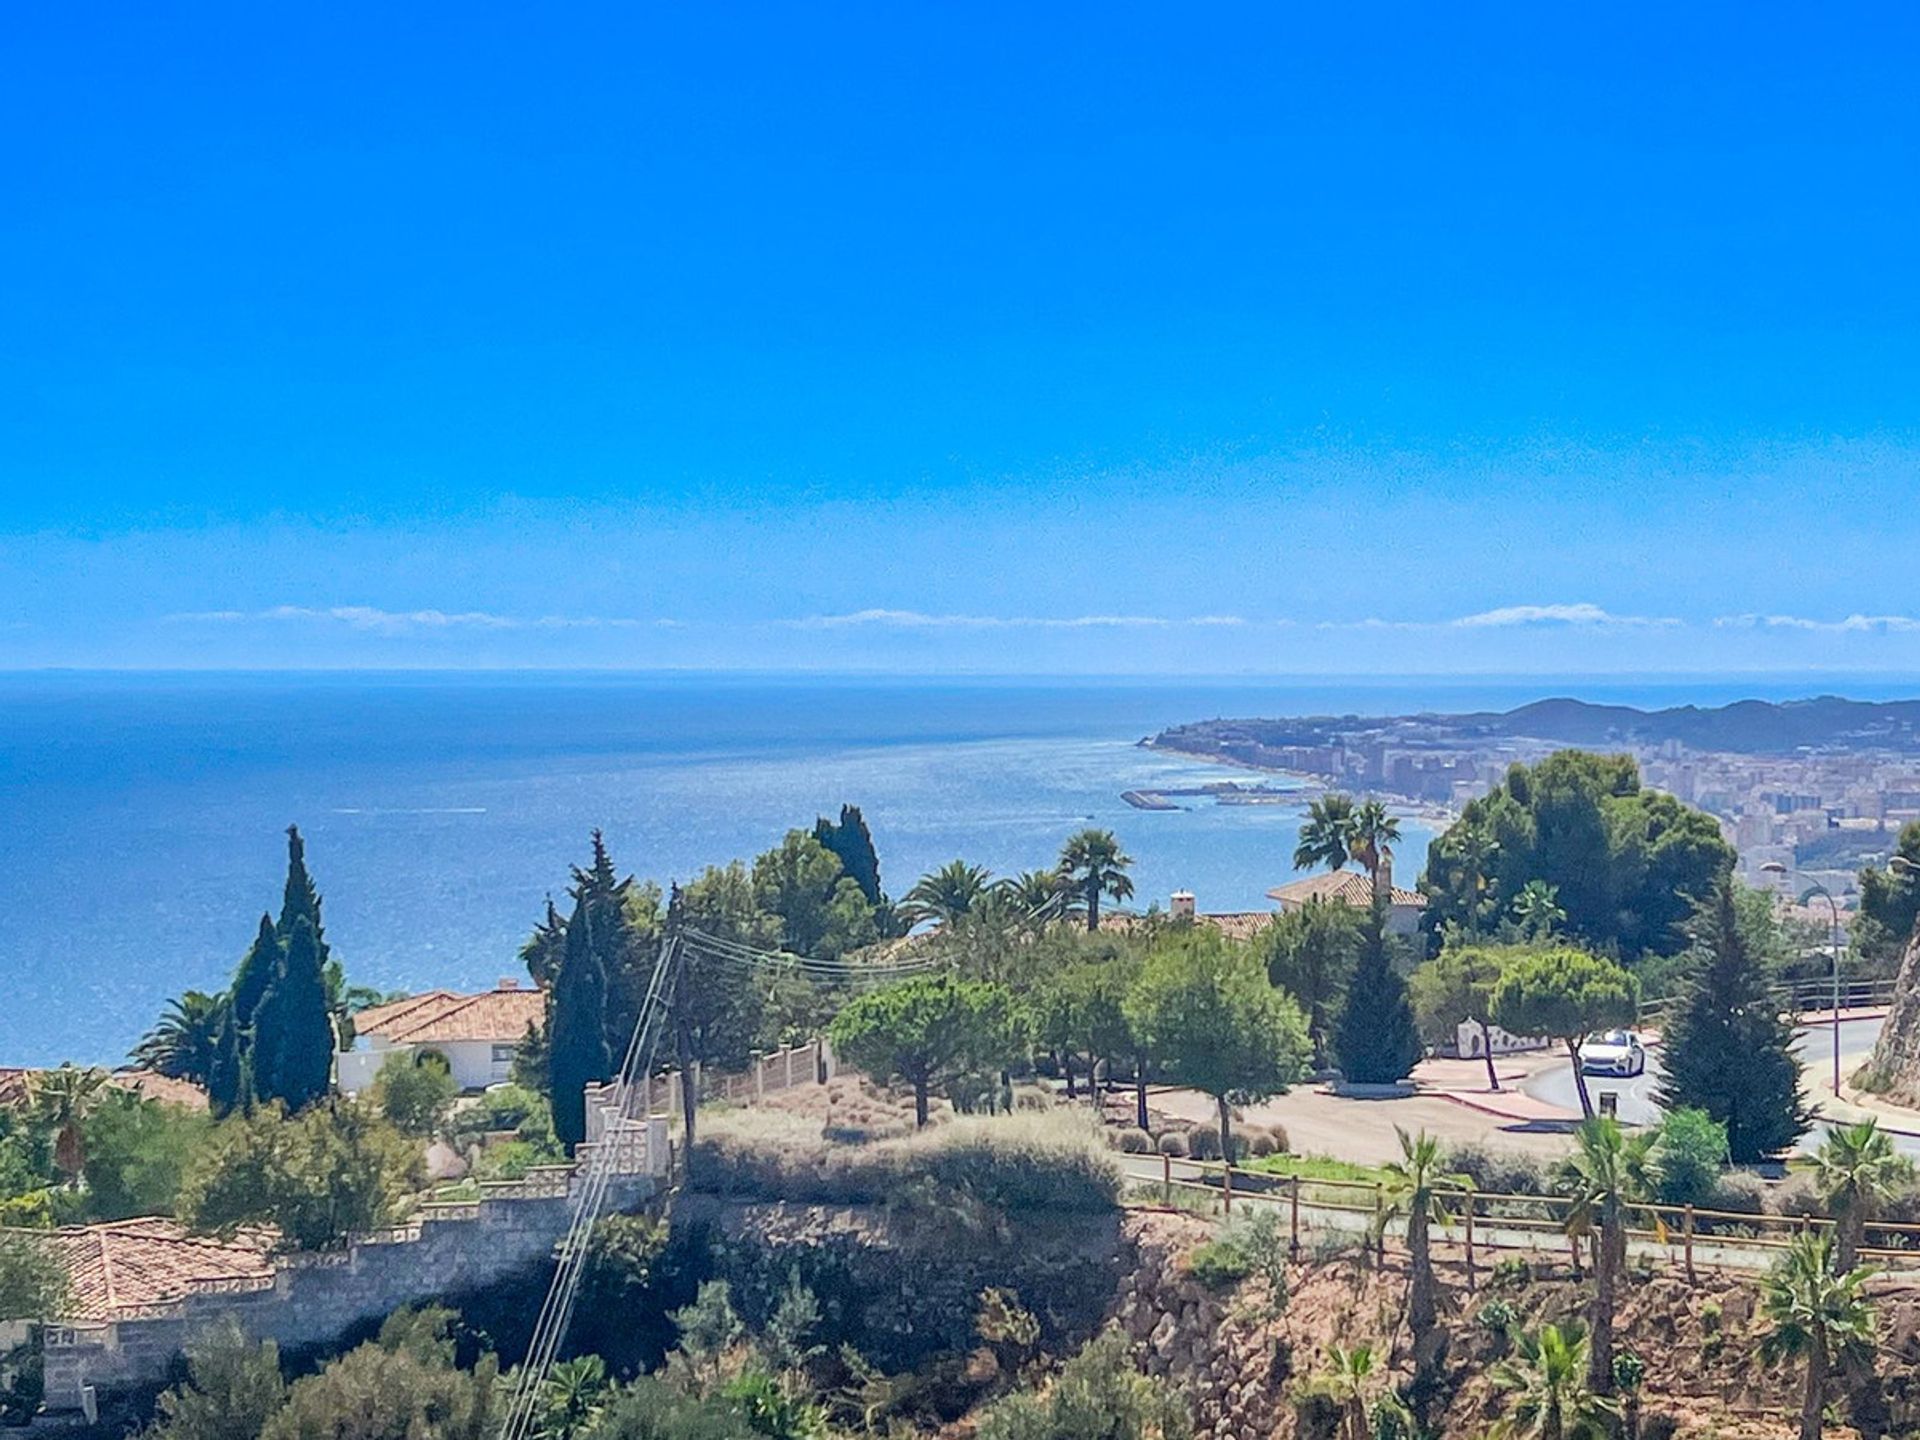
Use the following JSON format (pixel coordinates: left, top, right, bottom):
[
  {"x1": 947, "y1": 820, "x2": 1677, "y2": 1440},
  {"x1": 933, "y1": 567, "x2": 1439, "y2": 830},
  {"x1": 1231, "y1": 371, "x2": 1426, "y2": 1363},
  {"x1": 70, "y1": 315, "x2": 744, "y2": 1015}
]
[
  {"x1": 1222, "y1": 1162, "x2": 1233, "y2": 1216},
  {"x1": 1290, "y1": 1176, "x2": 1302, "y2": 1258},
  {"x1": 1464, "y1": 1187, "x2": 1477, "y2": 1292},
  {"x1": 1683, "y1": 1204, "x2": 1696, "y2": 1285},
  {"x1": 1162, "y1": 1151, "x2": 1172, "y2": 1207}
]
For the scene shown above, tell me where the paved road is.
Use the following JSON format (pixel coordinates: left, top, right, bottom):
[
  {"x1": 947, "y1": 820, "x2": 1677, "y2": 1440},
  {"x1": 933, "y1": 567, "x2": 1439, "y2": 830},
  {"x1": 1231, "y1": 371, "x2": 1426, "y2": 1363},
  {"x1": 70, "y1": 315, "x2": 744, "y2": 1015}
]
[{"x1": 1521, "y1": 1016, "x2": 1920, "y2": 1157}]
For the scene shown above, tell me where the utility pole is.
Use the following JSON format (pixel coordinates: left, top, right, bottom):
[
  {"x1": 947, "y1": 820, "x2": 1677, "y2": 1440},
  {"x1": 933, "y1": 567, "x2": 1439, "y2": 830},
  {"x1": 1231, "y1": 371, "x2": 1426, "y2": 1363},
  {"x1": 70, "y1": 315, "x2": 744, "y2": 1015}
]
[{"x1": 666, "y1": 883, "x2": 698, "y2": 1171}]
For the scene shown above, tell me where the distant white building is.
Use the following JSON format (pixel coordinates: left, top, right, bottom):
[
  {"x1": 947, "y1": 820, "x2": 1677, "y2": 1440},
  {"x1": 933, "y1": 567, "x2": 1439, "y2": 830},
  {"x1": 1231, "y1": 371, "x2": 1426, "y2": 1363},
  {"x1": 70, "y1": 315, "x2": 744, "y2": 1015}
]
[
  {"x1": 1266, "y1": 864, "x2": 1425, "y2": 937},
  {"x1": 336, "y1": 981, "x2": 544, "y2": 1095}
]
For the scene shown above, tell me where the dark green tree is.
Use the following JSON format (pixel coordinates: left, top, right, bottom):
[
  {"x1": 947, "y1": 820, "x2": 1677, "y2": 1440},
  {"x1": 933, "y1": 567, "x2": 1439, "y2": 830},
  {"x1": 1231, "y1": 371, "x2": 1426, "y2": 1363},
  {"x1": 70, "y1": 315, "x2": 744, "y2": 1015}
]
[
  {"x1": 1057, "y1": 829, "x2": 1134, "y2": 932},
  {"x1": 206, "y1": 996, "x2": 250, "y2": 1118},
  {"x1": 229, "y1": 913, "x2": 283, "y2": 1030},
  {"x1": 131, "y1": 990, "x2": 226, "y2": 1084},
  {"x1": 813, "y1": 804, "x2": 883, "y2": 907},
  {"x1": 1656, "y1": 879, "x2": 1813, "y2": 1163},
  {"x1": 252, "y1": 916, "x2": 335, "y2": 1112},
  {"x1": 1491, "y1": 949, "x2": 1639, "y2": 1118},
  {"x1": 1254, "y1": 896, "x2": 1362, "y2": 1068},
  {"x1": 828, "y1": 973, "x2": 1023, "y2": 1127},
  {"x1": 549, "y1": 895, "x2": 613, "y2": 1150},
  {"x1": 277, "y1": 824, "x2": 329, "y2": 969},
  {"x1": 1422, "y1": 750, "x2": 1732, "y2": 960},
  {"x1": 1333, "y1": 897, "x2": 1422, "y2": 1085},
  {"x1": 519, "y1": 896, "x2": 569, "y2": 990},
  {"x1": 1854, "y1": 820, "x2": 1920, "y2": 965}
]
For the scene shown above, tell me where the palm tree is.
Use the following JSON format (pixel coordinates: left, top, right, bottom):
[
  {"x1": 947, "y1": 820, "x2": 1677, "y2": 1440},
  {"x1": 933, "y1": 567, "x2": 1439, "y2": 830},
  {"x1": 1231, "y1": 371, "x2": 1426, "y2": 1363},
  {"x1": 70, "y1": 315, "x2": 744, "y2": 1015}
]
[
  {"x1": 899, "y1": 860, "x2": 994, "y2": 930},
  {"x1": 29, "y1": 1064, "x2": 110, "y2": 1185},
  {"x1": 1376, "y1": 1127, "x2": 1471, "y2": 1378},
  {"x1": 1316, "y1": 1344, "x2": 1411, "y2": 1440},
  {"x1": 1492, "y1": 1323, "x2": 1615, "y2": 1440},
  {"x1": 536, "y1": 1354, "x2": 611, "y2": 1440},
  {"x1": 1557, "y1": 1117, "x2": 1658, "y2": 1394},
  {"x1": 1293, "y1": 793, "x2": 1357, "y2": 873},
  {"x1": 1510, "y1": 881, "x2": 1566, "y2": 942},
  {"x1": 1812, "y1": 1118, "x2": 1915, "y2": 1274},
  {"x1": 1349, "y1": 799, "x2": 1402, "y2": 888},
  {"x1": 999, "y1": 869, "x2": 1067, "y2": 927},
  {"x1": 1761, "y1": 1232, "x2": 1878, "y2": 1440},
  {"x1": 1057, "y1": 829, "x2": 1134, "y2": 932},
  {"x1": 130, "y1": 990, "x2": 224, "y2": 1083}
]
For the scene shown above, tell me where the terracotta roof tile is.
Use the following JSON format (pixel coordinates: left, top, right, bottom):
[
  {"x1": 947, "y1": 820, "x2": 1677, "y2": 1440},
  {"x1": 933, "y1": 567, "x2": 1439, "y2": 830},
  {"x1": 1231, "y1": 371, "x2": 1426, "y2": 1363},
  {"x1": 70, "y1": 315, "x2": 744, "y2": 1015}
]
[
  {"x1": 364, "y1": 988, "x2": 546, "y2": 1046},
  {"x1": 1266, "y1": 870, "x2": 1425, "y2": 909},
  {"x1": 24, "y1": 1217, "x2": 277, "y2": 1322}
]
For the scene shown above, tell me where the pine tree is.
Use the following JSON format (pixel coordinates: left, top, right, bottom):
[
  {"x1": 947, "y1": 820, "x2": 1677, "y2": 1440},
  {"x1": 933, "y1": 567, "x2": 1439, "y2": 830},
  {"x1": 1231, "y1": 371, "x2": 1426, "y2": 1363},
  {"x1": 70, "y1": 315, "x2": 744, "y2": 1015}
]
[
  {"x1": 252, "y1": 915, "x2": 335, "y2": 1111},
  {"x1": 550, "y1": 894, "x2": 613, "y2": 1150},
  {"x1": 1333, "y1": 896, "x2": 1422, "y2": 1084},
  {"x1": 277, "y1": 825, "x2": 330, "y2": 968},
  {"x1": 520, "y1": 896, "x2": 568, "y2": 989},
  {"x1": 229, "y1": 913, "x2": 283, "y2": 1029},
  {"x1": 814, "y1": 804, "x2": 883, "y2": 907},
  {"x1": 1657, "y1": 879, "x2": 1812, "y2": 1162}
]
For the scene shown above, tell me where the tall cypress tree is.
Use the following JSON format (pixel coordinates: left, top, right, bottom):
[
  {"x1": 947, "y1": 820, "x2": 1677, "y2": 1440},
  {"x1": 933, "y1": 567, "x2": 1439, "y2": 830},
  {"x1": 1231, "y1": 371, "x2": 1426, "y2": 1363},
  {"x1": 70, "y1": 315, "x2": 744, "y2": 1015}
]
[
  {"x1": 206, "y1": 995, "x2": 249, "y2": 1117},
  {"x1": 1333, "y1": 895, "x2": 1422, "y2": 1084},
  {"x1": 1656, "y1": 879, "x2": 1812, "y2": 1162},
  {"x1": 230, "y1": 913, "x2": 283, "y2": 1029},
  {"x1": 550, "y1": 894, "x2": 612, "y2": 1150},
  {"x1": 277, "y1": 825, "x2": 330, "y2": 967},
  {"x1": 253, "y1": 915, "x2": 335, "y2": 1111},
  {"x1": 814, "y1": 804, "x2": 883, "y2": 906}
]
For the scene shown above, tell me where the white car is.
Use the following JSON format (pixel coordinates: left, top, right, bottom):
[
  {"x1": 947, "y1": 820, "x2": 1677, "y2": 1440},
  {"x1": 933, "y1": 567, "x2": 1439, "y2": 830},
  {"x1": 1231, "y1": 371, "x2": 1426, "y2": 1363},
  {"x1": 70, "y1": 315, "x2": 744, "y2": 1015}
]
[{"x1": 1578, "y1": 1029, "x2": 1647, "y2": 1078}]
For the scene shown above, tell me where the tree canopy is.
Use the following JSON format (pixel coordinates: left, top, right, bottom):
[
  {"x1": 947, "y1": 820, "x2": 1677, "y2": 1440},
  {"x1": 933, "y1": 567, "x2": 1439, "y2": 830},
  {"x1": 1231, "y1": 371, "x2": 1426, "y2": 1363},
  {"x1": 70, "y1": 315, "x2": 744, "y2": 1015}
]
[
  {"x1": 1489, "y1": 948, "x2": 1638, "y2": 1117},
  {"x1": 827, "y1": 973, "x2": 1023, "y2": 1127},
  {"x1": 1332, "y1": 899, "x2": 1421, "y2": 1085},
  {"x1": 1422, "y1": 750, "x2": 1733, "y2": 960}
]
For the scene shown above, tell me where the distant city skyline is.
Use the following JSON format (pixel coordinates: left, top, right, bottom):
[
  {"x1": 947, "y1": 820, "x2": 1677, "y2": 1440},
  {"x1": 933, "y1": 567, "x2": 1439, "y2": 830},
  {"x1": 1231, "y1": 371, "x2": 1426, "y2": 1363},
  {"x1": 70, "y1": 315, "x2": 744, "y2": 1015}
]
[{"x1": 6, "y1": 8, "x2": 1920, "y2": 673}]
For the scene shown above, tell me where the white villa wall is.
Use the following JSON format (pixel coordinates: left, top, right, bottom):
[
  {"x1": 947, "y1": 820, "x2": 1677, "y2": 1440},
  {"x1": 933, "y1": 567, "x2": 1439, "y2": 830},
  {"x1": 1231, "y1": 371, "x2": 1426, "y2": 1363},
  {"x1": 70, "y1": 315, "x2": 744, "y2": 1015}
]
[{"x1": 335, "y1": 1036, "x2": 517, "y2": 1096}]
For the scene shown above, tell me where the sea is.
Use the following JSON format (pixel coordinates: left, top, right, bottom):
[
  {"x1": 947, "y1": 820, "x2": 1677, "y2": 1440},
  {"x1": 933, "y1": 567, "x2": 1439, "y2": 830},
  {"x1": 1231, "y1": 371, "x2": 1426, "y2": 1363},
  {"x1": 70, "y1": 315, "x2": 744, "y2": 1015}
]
[{"x1": 6, "y1": 670, "x2": 1919, "y2": 1068}]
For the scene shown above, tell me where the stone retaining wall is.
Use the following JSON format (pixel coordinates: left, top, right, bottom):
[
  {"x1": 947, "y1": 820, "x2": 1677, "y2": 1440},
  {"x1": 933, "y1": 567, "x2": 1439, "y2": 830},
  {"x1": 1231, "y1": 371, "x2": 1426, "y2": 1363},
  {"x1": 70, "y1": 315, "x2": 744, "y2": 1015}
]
[{"x1": 42, "y1": 1125, "x2": 666, "y2": 1417}]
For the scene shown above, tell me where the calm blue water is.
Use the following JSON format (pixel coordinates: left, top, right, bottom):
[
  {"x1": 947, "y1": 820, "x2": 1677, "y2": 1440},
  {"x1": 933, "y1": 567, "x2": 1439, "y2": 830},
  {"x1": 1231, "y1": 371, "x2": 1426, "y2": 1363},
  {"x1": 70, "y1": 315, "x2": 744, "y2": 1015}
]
[{"x1": 5, "y1": 671, "x2": 1918, "y2": 1066}]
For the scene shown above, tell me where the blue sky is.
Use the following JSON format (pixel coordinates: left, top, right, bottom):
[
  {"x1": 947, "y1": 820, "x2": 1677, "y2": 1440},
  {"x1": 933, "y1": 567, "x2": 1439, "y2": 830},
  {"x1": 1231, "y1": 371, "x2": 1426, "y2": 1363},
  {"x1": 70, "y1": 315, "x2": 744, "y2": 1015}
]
[{"x1": 6, "y1": 5, "x2": 1920, "y2": 673}]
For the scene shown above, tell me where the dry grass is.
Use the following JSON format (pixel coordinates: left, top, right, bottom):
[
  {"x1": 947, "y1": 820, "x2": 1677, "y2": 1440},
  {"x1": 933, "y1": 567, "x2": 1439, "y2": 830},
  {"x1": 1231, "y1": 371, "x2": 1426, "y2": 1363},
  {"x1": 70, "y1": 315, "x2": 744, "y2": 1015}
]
[{"x1": 689, "y1": 1106, "x2": 1122, "y2": 1214}]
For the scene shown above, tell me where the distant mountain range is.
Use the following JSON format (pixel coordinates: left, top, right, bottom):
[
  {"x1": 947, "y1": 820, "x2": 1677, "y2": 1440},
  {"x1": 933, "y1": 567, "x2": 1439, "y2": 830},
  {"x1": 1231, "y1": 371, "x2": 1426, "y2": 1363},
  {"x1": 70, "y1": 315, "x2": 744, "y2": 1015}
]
[{"x1": 1153, "y1": 695, "x2": 1920, "y2": 755}]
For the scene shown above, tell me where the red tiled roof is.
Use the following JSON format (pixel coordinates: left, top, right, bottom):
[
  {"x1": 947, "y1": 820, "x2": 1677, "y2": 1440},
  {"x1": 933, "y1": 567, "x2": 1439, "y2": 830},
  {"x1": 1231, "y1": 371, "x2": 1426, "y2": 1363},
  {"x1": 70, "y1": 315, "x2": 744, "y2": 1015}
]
[
  {"x1": 0, "y1": 1069, "x2": 209, "y2": 1113},
  {"x1": 26, "y1": 1217, "x2": 277, "y2": 1322},
  {"x1": 356, "y1": 986, "x2": 544, "y2": 1046},
  {"x1": 1266, "y1": 870, "x2": 1425, "y2": 909}
]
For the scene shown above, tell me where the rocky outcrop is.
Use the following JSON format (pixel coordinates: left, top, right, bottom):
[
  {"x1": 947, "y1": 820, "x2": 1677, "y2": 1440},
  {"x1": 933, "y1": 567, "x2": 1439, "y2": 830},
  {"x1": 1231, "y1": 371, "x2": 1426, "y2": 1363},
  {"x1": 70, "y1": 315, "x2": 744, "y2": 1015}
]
[{"x1": 1865, "y1": 926, "x2": 1920, "y2": 1104}]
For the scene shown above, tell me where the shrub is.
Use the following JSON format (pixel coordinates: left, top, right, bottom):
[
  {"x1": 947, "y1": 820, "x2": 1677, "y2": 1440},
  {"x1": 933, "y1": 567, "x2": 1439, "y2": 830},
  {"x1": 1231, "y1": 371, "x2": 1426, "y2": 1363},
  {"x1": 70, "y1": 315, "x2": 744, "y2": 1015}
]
[
  {"x1": 1186, "y1": 1237, "x2": 1253, "y2": 1289},
  {"x1": 1247, "y1": 1131, "x2": 1277, "y2": 1157},
  {"x1": 1117, "y1": 1128, "x2": 1153, "y2": 1154},
  {"x1": 1652, "y1": 1107, "x2": 1728, "y2": 1207},
  {"x1": 1264, "y1": 1123, "x2": 1290, "y2": 1154},
  {"x1": 1187, "y1": 1128, "x2": 1223, "y2": 1162},
  {"x1": 1443, "y1": 1143, "x2": 1549, "y2": 1197},
  {"x1": 372, "y1": 1052, "x2": 459, "y2": 1138},
  {"x1": 179, "y1": 1101, "x2": 423, "y2": 1251},
  {"x1": 1476, "y1": 1297, "x2": 1518, "y2": 1334},
  {"x1": 1703, "y1": 1172, "x2": 1767, "y2": 1216},
  {"x1": 1156, "y1": 1132, "x2": 1189, "y2": 1159},
  {"x1": 689, "y1": 1109, "x2": 1121, "y2": 1214},
  {"x1": 974, "y1": 1328, "x2": 1190, "y2": 1440},
  {"x1": 448, "y1": 1083, "x2": 547, "y2": 1142}
]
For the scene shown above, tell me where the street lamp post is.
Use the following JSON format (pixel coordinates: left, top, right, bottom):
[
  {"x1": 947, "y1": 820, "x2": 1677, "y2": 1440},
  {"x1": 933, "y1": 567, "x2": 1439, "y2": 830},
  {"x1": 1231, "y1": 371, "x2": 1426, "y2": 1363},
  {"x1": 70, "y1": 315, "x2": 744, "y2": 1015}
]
[{"x1": 1760, "y1": 861, "x2": 1842, "y2": 1095}]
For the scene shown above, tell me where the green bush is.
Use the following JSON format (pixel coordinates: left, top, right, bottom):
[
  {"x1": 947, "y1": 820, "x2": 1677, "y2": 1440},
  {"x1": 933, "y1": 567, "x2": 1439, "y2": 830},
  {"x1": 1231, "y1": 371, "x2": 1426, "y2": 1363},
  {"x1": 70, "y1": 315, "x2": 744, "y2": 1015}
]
[
  {"x1": 1187, "y1": 1128, "x2": 1222, "y2": 1162},
  {"x1": 179, "y1": 1102, "x2": 422, "y2": 1251},
  {"x1": 689, "y1": 1110, "x2": 1120, "y2": 1214},
  {"x1": 78, "y1": 1091, "x2": 210, "y2": 1222},
  {"x1": 1652, "y1": 1108, "x2": 1728, "y2": 1207},
  {"x1": 1156, "y1": 1132, "x2": 1188, "y2": 1158},
  {"x1": 1116, "y1": 1129, "x2": 1153, "y2": 1154},
  {"x1": 580, "y1": 1377, "x2": 759, "y2": 1440},
  {"x1": 449, "y1": 1083, "x2": 548, "y2": 1142},
  {"x1": 372, "y1": 1052, "x2": 459, "y2": 1138},
  {"x1": 1185, "y1": 1238, "x2": 1253, "y2": 1289},
  {"x1": 1442, "y1": 1143, "x2": 1549, "y2": 1197},
  {"x1": 974, "y1": 1328, "x2": 1190, "y2": 1440},
  {"x1": 1246, "y1": 1131, "x2": 1277, "y2": 1157}
]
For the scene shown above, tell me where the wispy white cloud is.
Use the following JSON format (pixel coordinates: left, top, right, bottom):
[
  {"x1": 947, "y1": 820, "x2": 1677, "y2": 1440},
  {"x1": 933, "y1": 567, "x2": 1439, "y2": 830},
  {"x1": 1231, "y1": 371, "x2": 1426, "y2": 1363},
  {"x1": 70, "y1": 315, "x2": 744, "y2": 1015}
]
[
  {"x1": 1714, "y1": 612, "x2": 1920, "y2": 633},
  {"x1": 168, "y1": 605, "x2": 677, "y2": 634},
  {"x1": 786, "y1": 609, "x2": 1247, "y2": 630},
  {"x1": 1320, "y1": 602, "x2": 1678, "y2": 631}
]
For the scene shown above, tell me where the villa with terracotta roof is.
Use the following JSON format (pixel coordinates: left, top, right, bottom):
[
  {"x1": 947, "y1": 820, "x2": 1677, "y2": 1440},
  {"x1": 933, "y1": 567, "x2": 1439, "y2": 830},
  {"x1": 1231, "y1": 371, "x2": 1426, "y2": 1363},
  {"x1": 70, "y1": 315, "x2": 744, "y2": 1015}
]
[
  {"x1": 33, "y1": 1217, "x2": 277, "y2": 1322},
  {"x1": 1265, "y1": 865, "x2": 1426, "y2": 936},
  {"x1": 336, "y1": 980, "x2": 545, "y2": 1095}
]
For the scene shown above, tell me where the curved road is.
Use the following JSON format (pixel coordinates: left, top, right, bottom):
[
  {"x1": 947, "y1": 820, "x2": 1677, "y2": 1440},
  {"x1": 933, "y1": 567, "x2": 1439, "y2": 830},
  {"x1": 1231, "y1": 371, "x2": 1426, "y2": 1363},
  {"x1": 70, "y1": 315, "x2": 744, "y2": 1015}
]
[{"x1": 1522, "y1": 1016, "x2": 1920, "y2": 1157}]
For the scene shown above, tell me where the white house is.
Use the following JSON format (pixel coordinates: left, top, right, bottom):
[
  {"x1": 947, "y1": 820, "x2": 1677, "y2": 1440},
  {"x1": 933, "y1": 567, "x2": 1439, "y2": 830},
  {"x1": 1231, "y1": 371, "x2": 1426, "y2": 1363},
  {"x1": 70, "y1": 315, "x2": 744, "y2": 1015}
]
[
  {"x1": 1266, "y1": 863, "x2": 1426, "y2": 936},
  {"x1": 336, "y1": 981, "x2": 544, "y2": 1095}
]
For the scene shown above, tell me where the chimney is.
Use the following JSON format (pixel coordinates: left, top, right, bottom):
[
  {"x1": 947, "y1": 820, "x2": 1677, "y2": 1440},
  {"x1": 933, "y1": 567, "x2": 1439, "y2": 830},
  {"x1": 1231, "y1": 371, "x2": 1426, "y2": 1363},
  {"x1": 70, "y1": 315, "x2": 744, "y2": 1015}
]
[
  {"x1": 1374, "y1": 856, "x2": 1393, "y2": 902},
  {"x1": 1171, "y1": 890, "x2": 1196, "y2": 922},
  {"x1": 497, "y1": 977, "x2": 521, "y2": 991}
]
